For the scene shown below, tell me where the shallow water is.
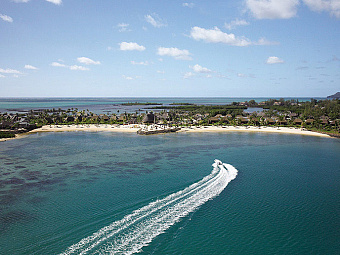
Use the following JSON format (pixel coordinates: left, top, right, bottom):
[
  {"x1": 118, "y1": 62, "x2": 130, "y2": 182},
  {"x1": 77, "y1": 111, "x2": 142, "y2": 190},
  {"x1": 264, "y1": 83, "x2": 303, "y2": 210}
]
[
  {"x1": 0, "y1": 132, "x2": 339, "y2": 254},
  {"x1": 0, "y1": 97, "x2": 323, "y2": 114}
]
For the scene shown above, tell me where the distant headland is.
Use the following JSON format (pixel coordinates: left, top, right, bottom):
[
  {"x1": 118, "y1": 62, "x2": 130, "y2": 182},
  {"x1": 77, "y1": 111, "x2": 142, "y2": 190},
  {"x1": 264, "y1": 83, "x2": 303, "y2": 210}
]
[{"x1": 327, "y1": 92, "x2": 340, "y2": 99}]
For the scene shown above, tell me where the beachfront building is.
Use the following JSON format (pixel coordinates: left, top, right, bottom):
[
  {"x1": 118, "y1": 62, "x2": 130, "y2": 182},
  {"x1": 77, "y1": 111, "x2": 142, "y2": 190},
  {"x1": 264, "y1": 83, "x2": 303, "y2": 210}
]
[{"x1": 143, "y1": 112, "x2": 155, "y2": 124}]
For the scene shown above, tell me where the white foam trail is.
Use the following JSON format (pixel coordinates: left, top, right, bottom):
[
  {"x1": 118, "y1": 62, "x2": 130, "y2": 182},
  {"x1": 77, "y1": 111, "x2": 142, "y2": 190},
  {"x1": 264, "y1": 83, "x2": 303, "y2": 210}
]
[{"x1": 60, "y1": 160, "x2": 238, "y2": 255}]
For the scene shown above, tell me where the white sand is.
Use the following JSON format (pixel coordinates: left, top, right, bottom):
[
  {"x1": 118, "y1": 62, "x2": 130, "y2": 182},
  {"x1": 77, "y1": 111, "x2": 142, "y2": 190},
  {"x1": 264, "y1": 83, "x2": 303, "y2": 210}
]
[
  {"x1": 30, "y1": 124, "x2": 139, "y2": 133},
  {"x1": 1, "y1": 124, "x2": 331, "y2": 142},
  {"x1": 178, "y1": 126, "x2": 330, "y2": 137}
]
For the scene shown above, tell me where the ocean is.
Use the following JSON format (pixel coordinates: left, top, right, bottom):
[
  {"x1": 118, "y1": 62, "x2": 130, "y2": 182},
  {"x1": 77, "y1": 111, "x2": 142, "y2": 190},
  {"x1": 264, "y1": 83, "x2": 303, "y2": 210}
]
[
  {"x1": 0, "y1": 131, "x2": 339, "y2": 254},
  {"x1": 0, "y1": 97, "x2": 325, "y2": 114}
]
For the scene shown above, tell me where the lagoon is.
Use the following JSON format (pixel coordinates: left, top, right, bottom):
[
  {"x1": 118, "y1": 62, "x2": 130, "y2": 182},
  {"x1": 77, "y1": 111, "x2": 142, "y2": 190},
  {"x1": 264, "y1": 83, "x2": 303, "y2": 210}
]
[{"x1": 0, "y1": 131, "x2": 339, "y2": 254}]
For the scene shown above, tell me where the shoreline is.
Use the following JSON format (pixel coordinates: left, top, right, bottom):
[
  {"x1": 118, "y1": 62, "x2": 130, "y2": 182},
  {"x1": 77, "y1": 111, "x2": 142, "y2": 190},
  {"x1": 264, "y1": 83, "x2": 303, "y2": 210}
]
[
  {"x1": 0, "y1": 124, "x2": 332, "y2": 141},
  {"x1": 178, "y1": 126, "x2": 331, "y2": 137},
  {"x1": 0, "y1": 124, "x2": 334, "y2": 142}
]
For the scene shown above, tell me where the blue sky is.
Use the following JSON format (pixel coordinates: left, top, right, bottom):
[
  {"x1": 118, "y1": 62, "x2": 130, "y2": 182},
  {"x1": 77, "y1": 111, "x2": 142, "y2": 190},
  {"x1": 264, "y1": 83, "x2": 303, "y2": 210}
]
[{"x1": 0, "y1": 0, "x2": 339, "y2": 97}]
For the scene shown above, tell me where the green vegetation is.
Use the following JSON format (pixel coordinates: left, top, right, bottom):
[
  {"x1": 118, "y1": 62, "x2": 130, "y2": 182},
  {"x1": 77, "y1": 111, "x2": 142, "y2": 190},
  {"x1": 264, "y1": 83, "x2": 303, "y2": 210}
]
[
  {"x1": 0, "y1": 131, "x2": 15, "y2": 139},
  {"x1": 0, "y1": 98, "x2": 339, "y2": 137}
]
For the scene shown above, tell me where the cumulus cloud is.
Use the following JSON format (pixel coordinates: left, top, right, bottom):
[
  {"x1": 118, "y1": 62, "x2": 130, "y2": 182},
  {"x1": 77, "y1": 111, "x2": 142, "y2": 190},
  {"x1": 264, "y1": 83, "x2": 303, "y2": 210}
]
[
  {"x1": 225, "y1": 19, "x2": 249, "y2": 30},
  {"x1": 183, "y1": 2, "x2": 195, "y2": 8},
  {"x1": 131, "y1": 61, "x2": 149, "y2": 65},
  {"x1": 266, "y1": 56, "x2": 284, "y2": 64},
  {"x1": 46, "y1": 0, "x2": 62, "y2": 5},
  {"x1": 77, "y1": 57, "x2": 100, "y2": 65},
  {"x1": 184, "y1": 72, "x2": 195, "y2": 79},
  {"x1": 0, "y1": 74, "x2": 5, "y2": 78},
  {"x1": 303, "y1": 0, "x2": 340, "y2": 18},
  {"x1": 191, "y1": 64, "x2": 213, "y2": 73},
  {"x1": 117, "y1": 23, "x2": 131, "y2": 32},
  {"x1": 119, "y1": 42, "x2": 146, "y2": 51},
  {"x1": 122, "y1": 75, "x2": 141, "y2": 80},
  {"x1": 24, "y1": 65, "x2": 38, "y2": 70},
  {"x1": 0, "y1": 14, "x2": 13, "y2": 23},
  {"x1": 145, "y1": 14, "x2": 167, "y2": 28},
  {"x1": 51, "y1": 62, "x2": 89, "y2": 71},
  {"x1": 190, "y1": 26, "x2": 251, "y2": 46},
  {"x1": 0, "y1": 68, "x2": 21, "y2": 74},
  {"x1": 51, "y1": 62, "x2": 66, "y2": 67},
  {"x1": 245, "y1": 0, "x2": 299, "y2": 19},
  {"x1": 157, "y1": 47, "x2": 192, "y2": 60},
  {"x1": 69, "y1": 65, "x2": 89, "y2": 71}
]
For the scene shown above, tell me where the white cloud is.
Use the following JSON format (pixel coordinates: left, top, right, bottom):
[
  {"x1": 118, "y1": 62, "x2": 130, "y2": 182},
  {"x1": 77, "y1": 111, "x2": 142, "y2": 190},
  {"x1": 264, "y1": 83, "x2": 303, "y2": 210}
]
[
  {"x1": 46, "y1": 0, "x2": 62, "y2": 5},
  {"x1": 266, "y1": 56, "x2": 284, "y2": 64},
  {"x1": 254, "y1": 37, "x2": 279, "y2": 45},
  {"x1": 237, "y1": 73, "x2": 255, "y2": 78},
  {"x1": 77, "y1": 57, "x2": 100, "y2": 65},
  {"x1": 191, "y1": 64, "x2": 212, "y2": 73},
  {"x1": 216, "y1": 74, "x2": 229, "y2": 79},
  {"x1": 184, "y1": 72, "x2": 195, "y2": 79},
  {"x1": 145, "y1": 14, "x2": 167, "y2": 28},
  {"x1": 123, "y1": 75, "x2": 134, "y2": 80},
  {"x1": 245, "y1": 0, "x2": 299, "y2": 19},
  {"x1": 303, "y1": 0, "x2": 340, "y2": 18},
  {"x1": 157, "y1": 70, "x2": 165, "y2": 74},
  {"x1": 51, "y1": 62, "x2": 66, "y2": 67},
  {"x1": 51, "y1": 62, "x2": 89, "y2": 71},
  {"x1": 119, "y1": 42, "x2": 146, "y2": 51},
  {"x1": 122, "y1": 75, "x2": 141, "y2": 80},
  {"x1": 225, "y1": 19, "x2": 249, "y2": 30},
  {"x1": 131, "y1": 61, "x2": 149, "y2": 65},
  {"x1": 69, "y1": 65, "x2": 89, "y2": 71},
  {"x1": 183, "y1": 2, "x2": 195, "y2": 8},
  {"x1": 190, "y1": 26, "x2": 251, "y2": 46},
  {"x1": 24, "y1": 64, "x2": 38, "y2": 70},
  {"x1": 0, "y1": 68, "x2": 21, "y2": 74},
  {"x1": 0, "y1": 14, "x2": 13, "y2": 23},
  {"x1": 117, "y1": 23, "x2": 131, "y2": 32},
  {"x1": 157, "y1": 47, "x2": 192, "y2": 60},
  {"x1": 12, "y1": 0, "x2": 30, "y2": 3}
]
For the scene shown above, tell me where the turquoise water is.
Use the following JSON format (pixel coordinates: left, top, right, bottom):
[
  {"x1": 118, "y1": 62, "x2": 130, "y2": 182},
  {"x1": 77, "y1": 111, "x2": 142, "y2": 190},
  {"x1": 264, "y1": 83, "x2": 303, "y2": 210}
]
[
  {"x1": 0, "y1": 132, "x2": 339, "y2": 254},
  {"x1": 0, "y1": 97, "x2": 323, "y2": 114}
]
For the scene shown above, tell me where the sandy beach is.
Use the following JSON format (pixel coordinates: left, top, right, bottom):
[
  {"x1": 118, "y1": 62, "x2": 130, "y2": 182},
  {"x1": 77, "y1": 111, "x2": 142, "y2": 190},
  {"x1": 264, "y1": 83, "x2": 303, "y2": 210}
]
[
  {"x1": 31, "y1": 124, "x2": 331, "y2": 137},
  {"x1": 30, "y1": 124, "x2": 140, "y2": 133},
  {"x1": 0, "y1": 124, "x2": 331, "y2": 142},
  {"x1": 178, "y1": 125, "x2": 331, "y2": 137}
]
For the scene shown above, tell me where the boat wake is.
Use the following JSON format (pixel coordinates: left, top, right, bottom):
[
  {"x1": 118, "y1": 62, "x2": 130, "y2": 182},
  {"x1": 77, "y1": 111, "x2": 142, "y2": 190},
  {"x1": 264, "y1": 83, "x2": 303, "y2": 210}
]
[{"x1": 60, "y1": 160, "x2": 238, "y2": 255}]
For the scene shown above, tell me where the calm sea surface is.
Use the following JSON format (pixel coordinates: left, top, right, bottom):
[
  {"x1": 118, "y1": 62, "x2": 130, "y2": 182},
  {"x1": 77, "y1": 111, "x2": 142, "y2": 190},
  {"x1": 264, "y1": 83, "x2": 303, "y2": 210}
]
[
  {"x1": 0, "y1": 132, "x2": 339, "y2": 254},
  {"x1": 0, "y1": 97, "x2": 325, "y2": 114}
]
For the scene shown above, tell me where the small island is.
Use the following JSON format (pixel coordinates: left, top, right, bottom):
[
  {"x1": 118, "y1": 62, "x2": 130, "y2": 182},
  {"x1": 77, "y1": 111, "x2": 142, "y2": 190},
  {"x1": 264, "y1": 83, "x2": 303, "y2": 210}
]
[{"x1": 120, "y1": 102, "x2": 163, "y2": 106}]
